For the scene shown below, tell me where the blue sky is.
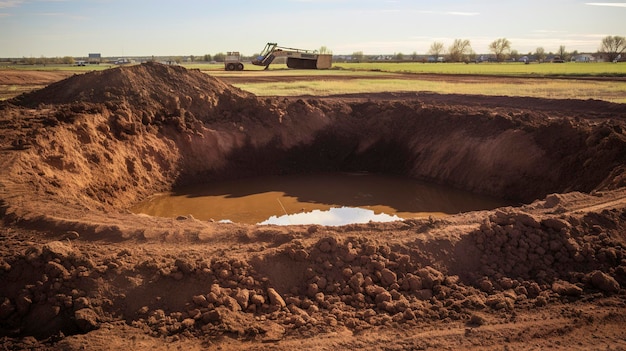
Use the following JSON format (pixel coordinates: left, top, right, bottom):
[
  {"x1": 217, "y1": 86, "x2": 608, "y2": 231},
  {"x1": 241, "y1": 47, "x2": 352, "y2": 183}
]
[{"x1": 1, "y1": 0, "x2": 625, "y2": 58}]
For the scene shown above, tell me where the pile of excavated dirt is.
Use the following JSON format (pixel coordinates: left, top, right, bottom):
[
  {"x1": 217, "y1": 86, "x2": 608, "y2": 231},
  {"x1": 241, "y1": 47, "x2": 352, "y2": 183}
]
[{"x1": 1, "y1": 62, "x2": 626, "y2": 350}]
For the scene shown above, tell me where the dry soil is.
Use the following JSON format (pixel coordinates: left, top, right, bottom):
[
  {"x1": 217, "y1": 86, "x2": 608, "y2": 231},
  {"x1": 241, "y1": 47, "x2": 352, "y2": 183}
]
[{"x1": 1, "y1": 62, "x2": 626, "y2": 350}]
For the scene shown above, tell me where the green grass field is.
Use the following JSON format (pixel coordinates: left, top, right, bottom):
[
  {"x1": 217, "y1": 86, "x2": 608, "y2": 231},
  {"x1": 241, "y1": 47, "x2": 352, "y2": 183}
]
[
  {"x1": 2, "y1": 61, "x2": 625, "y2": 103},
  {"x1": 332, "y1": 61, "x2": 626, "y2": 77},
  {"x1": 202, "y1": 62, "x2": 626, "y2": 103},
  {"x1": 0, "y1": 63, "x2": 112, "y2": 72}
]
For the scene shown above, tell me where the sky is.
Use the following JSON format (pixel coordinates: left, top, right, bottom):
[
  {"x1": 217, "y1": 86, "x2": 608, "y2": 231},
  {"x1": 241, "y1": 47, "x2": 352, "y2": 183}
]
[{"x1": 1, "y1": 0, "x2": 625, "y2": 58}]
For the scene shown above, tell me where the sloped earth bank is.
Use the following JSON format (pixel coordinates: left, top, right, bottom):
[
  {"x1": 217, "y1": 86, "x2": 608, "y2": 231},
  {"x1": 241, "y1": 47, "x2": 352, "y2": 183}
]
[{"x1": 1, "y1": 62, "x2": 626, "y2": 350}]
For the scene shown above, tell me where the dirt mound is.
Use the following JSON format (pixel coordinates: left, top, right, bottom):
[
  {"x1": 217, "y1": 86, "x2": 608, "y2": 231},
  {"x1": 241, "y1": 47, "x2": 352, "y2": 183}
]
[
  {"x1": 12, "y1": 62, "x2": 269, "y2": 129},
  {"x1": 1, "y1": 63, "x2": 626, "y2": 350},
  {"x1": 13, "y1": 62, "x2": 241, "y2": 105}
]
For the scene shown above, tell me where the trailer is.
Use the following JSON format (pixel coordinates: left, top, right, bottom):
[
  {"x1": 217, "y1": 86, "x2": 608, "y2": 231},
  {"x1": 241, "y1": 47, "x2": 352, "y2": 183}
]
[{"x1": 251, "y1": 43, "x2": 332, "y2": 70}]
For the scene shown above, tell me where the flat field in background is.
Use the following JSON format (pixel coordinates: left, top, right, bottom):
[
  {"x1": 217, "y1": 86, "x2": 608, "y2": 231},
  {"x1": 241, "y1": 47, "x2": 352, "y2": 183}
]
[
  {"x1": 333, "y1": 61, "x2": 626, "y2": 76},
  {"x1": 1, "y1": 61, "x2": 625, "y2": 103},
  {"x1": 207, "y1": 62, "x2": 626, "y2": 103}
]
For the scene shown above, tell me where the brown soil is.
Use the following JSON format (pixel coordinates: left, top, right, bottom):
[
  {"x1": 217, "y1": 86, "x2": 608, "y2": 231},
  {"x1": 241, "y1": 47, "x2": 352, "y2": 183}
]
[
  {"x1": 0, "y1": 70, "x2": 76, "y2": 100},
  {"x1": 1, "y1": 62, "x2": 626, "y2": 350},
  {"x1": 0, "y1": 70, "x2": 76, "y2": 86}
]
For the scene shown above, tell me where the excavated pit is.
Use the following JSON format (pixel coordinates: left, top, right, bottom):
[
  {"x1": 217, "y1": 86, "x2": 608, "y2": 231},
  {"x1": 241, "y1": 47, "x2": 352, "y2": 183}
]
[
  {"x1": 3, "y1": 62, "x2": 624, "y2": 222},
  {"x1": 1, "y1": 62, "x2": 626, "y2": 346}
]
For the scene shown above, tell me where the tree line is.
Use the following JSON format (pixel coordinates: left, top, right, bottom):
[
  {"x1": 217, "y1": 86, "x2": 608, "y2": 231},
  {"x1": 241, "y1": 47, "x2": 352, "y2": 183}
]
[
  {"x1": 6, "y1": 37, "x2": 624, "y2": 65},
  {"x1": 351, "y1": 35, "x2": 625, "y2": 63},
  {"x1": 7, "y1": 56, "x2": 77, "y2": 65}
]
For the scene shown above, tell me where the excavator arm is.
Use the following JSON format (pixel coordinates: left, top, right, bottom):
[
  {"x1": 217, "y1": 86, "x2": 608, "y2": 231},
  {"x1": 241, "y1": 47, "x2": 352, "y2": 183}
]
[{"x1": 251, "y1": 42, "x2": 332, "y2": 70}]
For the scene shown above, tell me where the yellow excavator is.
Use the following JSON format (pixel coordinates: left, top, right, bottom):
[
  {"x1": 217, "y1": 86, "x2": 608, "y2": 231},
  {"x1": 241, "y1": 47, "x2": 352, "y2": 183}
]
[{"x1": 251, "y1": 43, "x2": 332, "y2": 70}]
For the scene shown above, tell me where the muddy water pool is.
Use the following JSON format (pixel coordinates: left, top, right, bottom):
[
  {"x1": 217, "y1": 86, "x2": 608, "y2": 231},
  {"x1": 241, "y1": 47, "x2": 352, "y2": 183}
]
[{"x1": 131, "y1": 172, "x2": 512, "y2": 226}]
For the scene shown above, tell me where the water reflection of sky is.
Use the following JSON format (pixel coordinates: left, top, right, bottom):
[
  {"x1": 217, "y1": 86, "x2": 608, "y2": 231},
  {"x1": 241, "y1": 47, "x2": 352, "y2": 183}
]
[
  {"x1": 132, "y1": 172, "x2": 512, "y2": 225},
  {"x1": 258, "y1": 206, "x2": 402, "y2": 226}
]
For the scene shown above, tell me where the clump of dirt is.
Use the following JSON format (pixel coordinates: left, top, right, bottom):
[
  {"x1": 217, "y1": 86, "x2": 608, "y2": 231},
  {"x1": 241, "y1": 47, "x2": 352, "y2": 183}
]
[{"x1": 1, "y1": 63, "x2": 626, "y2": 350}]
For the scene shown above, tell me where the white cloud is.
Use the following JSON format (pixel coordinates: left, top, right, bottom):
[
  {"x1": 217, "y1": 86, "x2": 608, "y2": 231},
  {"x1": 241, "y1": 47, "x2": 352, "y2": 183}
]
[
  {"x1": 532, "y1": 29, "x2": 568, "y2": 34},
  {"x1": 446, "y1": 11, "x2": 480, "y2": 16},
  {"x1": 418, "y1": 10, "x2": 480, "y2": 16},
  {"x1": 585, "y1": 2, "x2": 626, "y2": 7},
  {"x1": 0, "y1": 0, "x2": 24, "y2": 8}
]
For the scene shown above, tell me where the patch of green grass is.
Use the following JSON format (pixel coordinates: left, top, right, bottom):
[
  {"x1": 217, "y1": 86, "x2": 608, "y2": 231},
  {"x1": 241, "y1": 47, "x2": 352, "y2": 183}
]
[
  {"x1": 332, "y1": 62, "x2": 626, "y2": 77},
  {"x1": 1, "y1": 64, "x2": 112, "y2": 72}
]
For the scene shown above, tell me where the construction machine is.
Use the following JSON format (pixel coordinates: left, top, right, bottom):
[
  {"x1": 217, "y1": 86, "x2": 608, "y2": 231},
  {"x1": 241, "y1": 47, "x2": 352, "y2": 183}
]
[
  {"x1": 251, "y1": 43, "x2": 332, "y2": 70},
  {"x1": 224, "y1": 52, "x2": 244, "y2": 71}
]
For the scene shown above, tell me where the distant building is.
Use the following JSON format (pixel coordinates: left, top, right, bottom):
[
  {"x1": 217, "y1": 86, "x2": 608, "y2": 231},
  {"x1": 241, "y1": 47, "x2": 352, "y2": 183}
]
[
  {"x1": 571, "y1": 53, "x2": 595, "y2": 62},
  {"x1": 88, "y1": 53, "x2": 101, "y2": 64}
]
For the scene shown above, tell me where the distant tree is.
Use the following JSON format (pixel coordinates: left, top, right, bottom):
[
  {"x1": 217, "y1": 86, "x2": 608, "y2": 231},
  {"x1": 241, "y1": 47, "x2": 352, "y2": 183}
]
[
  {"x1": 411, "y1": 51, "x2": 418, "y2": 61},
  {"x1": 467, "y1": 50, "x2": 477, "y2": 62},
  {"x1": 557, "y1": 45, "x2": 568, "y2": 61},
  {"x1": 599, "y1": 35, "x2": 626, "y2": 62},
  {"x1": 510, "y1": 50, "x2": 520, "y2": 61},
  {"x1": 189, "y1": 55, "x2": 195, "y2": 62},
  {"x1": 448, "y1": 39, "x2": 472, "y2": 62},
  {"x1": 535, "y1": 47, "x2": 546, "y2": 62},
  {"x1": 352, "y1": 51, "x2": 364, "y2": 62},
  {"x1": 395, "y1": 52, "x2": 404, "y2": 61},
  {"x1": 428, "y1": 41, "x2": 445, "y2": 61},
  {"x1": 61, "y1": 56, "x2": 75, "y2": 65},
  {"x1": 35, "y1": 56, "x2": 47, "y2": 65},
  {"x1": 203, "y1": 54, "x2": 212, "y2": 62},
  {"x1": 213, "y1": 52, "x2": 226, "y2": 62},
  {"x1": 488, "y1": 38, "x2": 511, "y2": 62},
  {"x1": 319, "y1": 46, "x2": 332, "y2": 54}
]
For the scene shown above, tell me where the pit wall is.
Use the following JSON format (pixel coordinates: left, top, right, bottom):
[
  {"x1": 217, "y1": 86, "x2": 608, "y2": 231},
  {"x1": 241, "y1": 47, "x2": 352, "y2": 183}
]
[
  {"x1": 176, "y1": 98, "x2": 626, "y2": 204},
  {"x1": 2, "y1": 96, "x2": 624, "y2": 233}
]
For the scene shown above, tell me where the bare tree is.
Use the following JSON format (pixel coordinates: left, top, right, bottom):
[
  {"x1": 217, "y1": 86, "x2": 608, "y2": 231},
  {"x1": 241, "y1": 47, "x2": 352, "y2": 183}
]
[
  {"x1": 535, "y1": 47, "x2": 546, "y2": 62},
  {"x1": 448, "y1": 39, "x2": 472, "y2": 62},
  {"x1": 489, "y1": 38, "x2": 511, "y2": 62},
  {"x1": 600, "y1": 35, "x2": 626, "y2": 62},
  {"x1": 319, "y1": 46, "x2": 332, "y2": 54},
  {"x1": 428, "y1": 41, "x2": 445, "y2": 62},
  {"x1": 556, "y1": 45, "x2": 568, "y2": 61}
]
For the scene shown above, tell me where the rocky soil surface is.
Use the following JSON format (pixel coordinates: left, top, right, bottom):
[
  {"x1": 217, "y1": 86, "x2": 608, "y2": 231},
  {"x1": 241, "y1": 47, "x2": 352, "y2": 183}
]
[{"x1": 1, "y1": 62, "x2": 626, "y2": 350}]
